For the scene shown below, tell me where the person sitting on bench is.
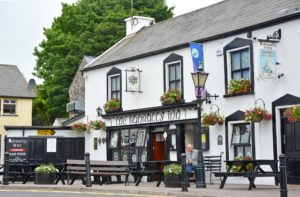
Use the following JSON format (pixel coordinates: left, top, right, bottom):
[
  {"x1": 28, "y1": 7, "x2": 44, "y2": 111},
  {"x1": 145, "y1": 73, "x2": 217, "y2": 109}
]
[{"x1": 186, "y1": 144, "x2": 198, "y2": 173}]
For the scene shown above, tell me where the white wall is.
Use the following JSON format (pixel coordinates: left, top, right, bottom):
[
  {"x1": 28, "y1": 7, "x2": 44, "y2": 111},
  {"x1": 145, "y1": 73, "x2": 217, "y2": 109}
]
[{"x1": 85, "y1": 19, "x2": 300, "y2": 185}]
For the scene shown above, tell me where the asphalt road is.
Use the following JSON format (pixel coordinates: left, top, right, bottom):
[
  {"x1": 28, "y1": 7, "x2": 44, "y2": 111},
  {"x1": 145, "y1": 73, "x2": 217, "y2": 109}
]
[{"x1": 0, "y1": 189, "x2": 169, "y2": 197}]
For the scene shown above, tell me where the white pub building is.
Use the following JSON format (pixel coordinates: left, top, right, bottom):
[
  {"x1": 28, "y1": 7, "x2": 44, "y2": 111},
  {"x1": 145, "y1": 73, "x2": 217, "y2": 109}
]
[{"x1": 80, "y1": 0, "x2": 300, "y2": 185}]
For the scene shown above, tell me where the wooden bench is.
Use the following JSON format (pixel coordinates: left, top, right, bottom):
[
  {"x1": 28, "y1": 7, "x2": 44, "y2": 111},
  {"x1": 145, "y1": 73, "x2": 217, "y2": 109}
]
[{"x1": 62, "y1": 160, "x2": 129, "y2": 186}]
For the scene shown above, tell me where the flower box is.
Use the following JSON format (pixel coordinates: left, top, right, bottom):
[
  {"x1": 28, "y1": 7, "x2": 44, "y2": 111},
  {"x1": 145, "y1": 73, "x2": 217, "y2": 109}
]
[
  {"x1": 227, "y1": 79, "x2": 251, "y2": 95},
  {"x1": 160, "y1": 90, "x2": 183, "y2": 105},
  {"x1": 34, "y1": 164, "x2": 58, "y2": 185},
  {"x1": 202, "y1": 112, "x2": 224, "y2": 126},
  {"x1": 163, "y1": 164, "x2": 182, "y2": 188},
  {"x1": 104, "y1": 98, "x2": 121, "y2": 113},
  {"x1": 71, "y1": 122, "x2": 88, "y2": 132},
  {"x1": 89, "y1": 120, "x2": 106, "y2": 130}
]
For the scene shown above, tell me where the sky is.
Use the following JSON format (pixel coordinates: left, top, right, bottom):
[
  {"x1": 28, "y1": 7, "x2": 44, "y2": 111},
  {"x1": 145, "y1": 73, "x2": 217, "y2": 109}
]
[{"x1": 0, "y1": 0, "x2": 223, "y2": 83}]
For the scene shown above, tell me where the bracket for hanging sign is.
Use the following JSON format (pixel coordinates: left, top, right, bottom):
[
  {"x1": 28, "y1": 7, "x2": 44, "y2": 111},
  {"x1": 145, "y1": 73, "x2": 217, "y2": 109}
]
[
  {"x1": 258, "y1": 29, "x2": 281, "y2": 43},
  {"x1": 125, "y1": 68, "x2": 143, "y2": 93}
]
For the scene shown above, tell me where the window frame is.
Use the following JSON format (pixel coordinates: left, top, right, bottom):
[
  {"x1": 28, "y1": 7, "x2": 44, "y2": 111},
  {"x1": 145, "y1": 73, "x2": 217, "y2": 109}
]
[
  {"x1": 231, "y1": 123, "x2": 252, "y2": 158},
  {"x1": 106, "y1": 67, "x2": 122, "y2": 105},
  {"x1": 230, "y1": 48, "x2": 250, "y2": 80},
  {"x1": 223, "y1": 38, "x2": 254, "y2": 96},
  {"x1": 110, "y1": 74, "x2": 121, "y2": 99},
  {"x1": 3, "y1": 99, "x2": 17, "y2": 115},
  {"x1": 167, "y1": 61, "x2": 181, "y2": 91},
  {"x1": 163, "y1": 53, "x2": 184, "y2": 100}
]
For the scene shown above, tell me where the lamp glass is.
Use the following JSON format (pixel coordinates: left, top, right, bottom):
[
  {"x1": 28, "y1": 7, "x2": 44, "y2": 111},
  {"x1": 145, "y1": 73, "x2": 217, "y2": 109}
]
[{"x1": 191, "y1": 71, "x2": 209, "y2": 88}]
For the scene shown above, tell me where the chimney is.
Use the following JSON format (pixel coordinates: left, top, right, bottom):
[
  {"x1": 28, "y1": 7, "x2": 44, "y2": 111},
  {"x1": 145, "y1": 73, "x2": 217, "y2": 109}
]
[{"x1": 124, "y1": 16, "x2": 155, "y2": 36}]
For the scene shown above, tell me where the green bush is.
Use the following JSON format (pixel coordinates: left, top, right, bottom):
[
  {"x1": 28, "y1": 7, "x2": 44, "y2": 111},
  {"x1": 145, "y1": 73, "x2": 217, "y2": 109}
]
[
  {"x1": 163, "y1": 164, "x2": 182, "y2": 176},
  {"x1": 34, "y1": 164, "x2": 58, "y2": 174}
]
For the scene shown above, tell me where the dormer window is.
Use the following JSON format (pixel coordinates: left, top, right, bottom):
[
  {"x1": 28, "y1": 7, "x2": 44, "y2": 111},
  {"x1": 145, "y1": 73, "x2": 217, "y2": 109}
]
[
  {"x1": 168, "y1": 62, "x2": 181, "y2": 91},
  {"x1": 231, "y1": 48, "x2": 250, "y2": 80},
  {"x1": 107, "y1": 67, "x2": 122, "y2": 102}
]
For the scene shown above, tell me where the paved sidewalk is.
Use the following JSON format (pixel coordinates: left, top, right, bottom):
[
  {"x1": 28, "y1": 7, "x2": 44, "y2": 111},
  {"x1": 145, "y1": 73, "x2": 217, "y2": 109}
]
[{"x1": 0, "y1": 182, "x2": 299, "y2": 197}]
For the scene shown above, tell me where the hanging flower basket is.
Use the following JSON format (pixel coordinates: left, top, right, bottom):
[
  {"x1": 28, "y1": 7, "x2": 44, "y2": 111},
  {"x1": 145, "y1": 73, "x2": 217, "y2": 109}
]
[
  {"x1": 71, "y1": 122, "x2": 88, "y2": 132},
  {"x1": 89, "y1": 120, "x2": 106, "y2": 130},
  {"x1": 202, "y1": 112, "x2": 224, "y2": 126},
  {"x1": 228, "y1": 79, "x2": 251, "y2": 95},
  {"x1": 284, "y1": 106, "x2": 300, "y2": 122},
  {"x1": 104, "y1": 98, "x2": 121, "y2": 113},
  {"x1": 160, "y1": 89, "x2": 182, "y2": 105},
  {"x1": 245, "y1": 107, "x2": 272, "y2": 122}
]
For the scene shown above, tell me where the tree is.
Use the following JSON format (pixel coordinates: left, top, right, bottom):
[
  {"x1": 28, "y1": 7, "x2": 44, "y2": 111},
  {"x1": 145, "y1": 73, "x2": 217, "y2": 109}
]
[{"x1": 33, "y1": 0, "x2": 173, "y2": 125}]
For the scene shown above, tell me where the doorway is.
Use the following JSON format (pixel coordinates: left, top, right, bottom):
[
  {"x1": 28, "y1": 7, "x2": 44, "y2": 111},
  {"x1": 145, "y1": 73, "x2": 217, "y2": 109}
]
[
  {"x1": 152, "y1": 132, "x2": 165, "y2": 161},
  {"x1": 282, "y1": 118, "x2": 300, "y2": 184}
]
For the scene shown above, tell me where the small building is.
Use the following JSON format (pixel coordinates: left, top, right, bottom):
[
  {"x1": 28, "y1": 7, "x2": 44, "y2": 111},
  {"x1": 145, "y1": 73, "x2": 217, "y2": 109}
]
[
  {"x1": 0, "y1": 64, "x2": 36, "y2": 160},
  {"x1": 81, "y1": 0, "x2": 300, "y2": 185}
]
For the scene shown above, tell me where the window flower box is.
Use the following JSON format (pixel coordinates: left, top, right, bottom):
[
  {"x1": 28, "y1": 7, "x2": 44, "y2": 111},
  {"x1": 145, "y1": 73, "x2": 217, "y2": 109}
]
[
  {"x1": 89, "y1": 120, "x2": 106, "y2": 130},
  {"x1": 160, "y1": 90, "x2": 183, "y2": 105},
  {"x1": 245, "y1": 107, "x2": 272, "y2": 123},
  {"x1": 71, "y1": 122, "x2": 88, "y2": 132},
  {"x1": 227, "y1": 79, "x2": 251, "y2": 96},
  {"x1": 104, "y1": 98, "x2": 121, "y2": 113},
  {"x1": 202, "y1": 112, "x2": 224, "y2": 126},
  {"x1": 284, "y1": 106, "x2": 300, "y2": 122}
]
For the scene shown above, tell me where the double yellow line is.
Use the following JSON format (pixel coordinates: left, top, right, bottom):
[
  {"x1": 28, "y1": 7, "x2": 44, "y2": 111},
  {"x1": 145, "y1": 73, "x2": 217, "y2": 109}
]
[{"x1": 0, "y1": 189, "x2": 174, "y2": 197}]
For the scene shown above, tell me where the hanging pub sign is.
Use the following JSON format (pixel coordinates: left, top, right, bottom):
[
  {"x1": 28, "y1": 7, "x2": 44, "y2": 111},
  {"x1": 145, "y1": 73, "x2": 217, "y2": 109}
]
[
  {"x1": 259, "y1": 42, "x2": 277, "y2": 79},
  {"x1": 125, "y1": 68, "x2": 142, "y2": 92},
  {"x1": 6, "y1": 138, "x2": 28, "y2": 163}
]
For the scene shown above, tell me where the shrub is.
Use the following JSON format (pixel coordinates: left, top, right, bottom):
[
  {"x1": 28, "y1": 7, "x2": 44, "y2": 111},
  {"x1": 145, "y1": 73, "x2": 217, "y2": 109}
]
[
  {"x1": 34, "y1": 164, "x2": 58, "y2": 174},
  {"x1": 163, "y1": 164, "x2": 182, "y2": 176}
]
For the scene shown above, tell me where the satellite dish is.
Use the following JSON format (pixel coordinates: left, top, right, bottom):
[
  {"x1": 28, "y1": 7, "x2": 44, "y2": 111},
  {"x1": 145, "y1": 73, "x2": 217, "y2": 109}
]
[{"x1": 28, "y1": 78, "x2": 36, "y2": 89}]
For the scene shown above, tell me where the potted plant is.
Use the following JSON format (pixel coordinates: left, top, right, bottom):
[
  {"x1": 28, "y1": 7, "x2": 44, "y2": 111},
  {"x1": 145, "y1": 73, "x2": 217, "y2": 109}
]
[
  {"x1": 35, "y1": 164, "x2": 58, "y2": 184},
  {"x1": 231, "y1": 156, "x2": 253, "y2": 172},
  {"x1": 104, "y1": 98, "x2": 121, "y2": 113},
  {"x1": 71, "y1": 122, "x2": 88, "y2": 132},
  {"x1": 245, "y1": 107, "x2": 272, "y2": 122},
  {"x1": 89, "y1": 120, "x2": 106, "y2": 130},
  {"x1": 163, "y1": 164, "x2": 182, "y2": 188},
  {"x1": 228, "y1": 79, "x2": 251, "y2": 95},
  {"x1": 284, "y1": 106, "x2": 300, "y2": 122},
  {"x1": 202, "y1": 112, "x2": 224, "y2": 126},
  {"x1": 160, "y1": 89, "x2": 182, "y2": 105}
]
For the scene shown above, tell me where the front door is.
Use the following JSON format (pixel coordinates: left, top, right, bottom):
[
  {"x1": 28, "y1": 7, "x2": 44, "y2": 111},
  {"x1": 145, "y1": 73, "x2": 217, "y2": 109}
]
[
  {"x1": 152, "y1": 132, "x2": 165, "y2": 161},
  {"x1": 282, "y1": 119, "x2": 300, "y2": 184}
]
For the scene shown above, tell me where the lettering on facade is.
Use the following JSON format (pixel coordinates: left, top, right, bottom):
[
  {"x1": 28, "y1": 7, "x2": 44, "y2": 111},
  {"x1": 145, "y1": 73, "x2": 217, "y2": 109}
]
[{"x1": 114, "y1": 110, "x2": 183, "y2": 126}]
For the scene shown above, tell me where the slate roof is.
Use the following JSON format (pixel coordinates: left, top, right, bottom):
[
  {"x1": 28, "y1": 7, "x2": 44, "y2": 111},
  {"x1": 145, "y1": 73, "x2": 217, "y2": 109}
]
[
  {"x1": 85, "y1": 0, "x2": 300, "y2": 70},
  {"x1": 0, "y1": 64, "x2": 36, "y2": 98}
]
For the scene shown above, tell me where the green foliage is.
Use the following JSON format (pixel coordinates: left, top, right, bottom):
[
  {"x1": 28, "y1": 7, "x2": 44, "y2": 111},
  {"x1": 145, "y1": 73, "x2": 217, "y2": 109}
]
[
  {"x1": 34, "y1": 164, "x2": 58, "y2": 174},
  {"x1": 160, "y1": 89, "x2": 182, "y2": 105},
  {"x1": 104, "y1": 98, "x2": 121, "y2": 113},
  {"x1": 163, "y1": 164, "x2": 182, "y2": 176},
  {"x1": 228, "y1": 79, "x2": 251, "y2": 95},
  {"x1": 33, "y1": 0, "x2": 174, "y2": 124}
]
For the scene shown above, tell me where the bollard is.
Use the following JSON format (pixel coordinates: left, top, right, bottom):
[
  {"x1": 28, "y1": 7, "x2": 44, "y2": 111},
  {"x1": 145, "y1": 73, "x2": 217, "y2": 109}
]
[
  {"x1": 279, "y1": 154, "x2": 288, "y2": 197},
  {"x1": 85, "y1": 152, "x2": 92, "y2": 187},
  {"x1": 3, "y1": 152, "x2": 9, "y2": 185},
  {"x1": 196, "y1": 149, "x2": 206, "y2": 188},
  {"x1": 181, "y1": 153, "x2": 188, "y2": 192}
]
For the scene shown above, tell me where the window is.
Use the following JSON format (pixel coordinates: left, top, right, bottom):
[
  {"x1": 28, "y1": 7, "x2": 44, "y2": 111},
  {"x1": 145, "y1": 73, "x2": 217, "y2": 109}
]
[
  {"x1": 163, "y1": 53, "x2": 184, "y2": 97},
  {"x1": 168, "y1": 63, "x2": 181, "y2": 91},
  {"x1": 3, "y1": 100, "x2": 16, "y2": 115},
  {"x1": 223, "y1": 38, "x2": 254, "y2": 96},
  {"x1": 231, "y1": 124, "x2": 251, "y2": 157},
  {"x1": 107, "y1": 67, "x2": 122, "y2": 102},
  {"x1": 110, "y1": 75, "x2": 120, "y2": 99},
  {"x1": 109, "y1": 128, "x2": 148, "y2": 164},
  {"x1": 231, "y1": 48, "x2": 250, "y2": 80}
]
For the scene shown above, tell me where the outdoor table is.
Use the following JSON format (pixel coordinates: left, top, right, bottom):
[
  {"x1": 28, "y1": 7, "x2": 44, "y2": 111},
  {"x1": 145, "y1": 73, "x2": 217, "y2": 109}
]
[
  {"x1": 215, "y1": 159, "x2": 280, "y2": 190},
  {"x1": 132, "y1": 160, "x2": 179, "y2": 187}
]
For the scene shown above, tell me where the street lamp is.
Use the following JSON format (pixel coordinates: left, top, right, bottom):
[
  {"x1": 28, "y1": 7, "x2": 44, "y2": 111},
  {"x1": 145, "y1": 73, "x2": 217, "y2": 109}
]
[{"x1": 191, "y1": 71, "x2": 209, "y2": 188}]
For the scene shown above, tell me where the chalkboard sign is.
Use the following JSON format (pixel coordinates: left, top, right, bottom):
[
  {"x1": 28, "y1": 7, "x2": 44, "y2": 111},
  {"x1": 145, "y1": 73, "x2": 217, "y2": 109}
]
[{"x1": 6, "y1": 138, "x2": 28, "y2": 163}]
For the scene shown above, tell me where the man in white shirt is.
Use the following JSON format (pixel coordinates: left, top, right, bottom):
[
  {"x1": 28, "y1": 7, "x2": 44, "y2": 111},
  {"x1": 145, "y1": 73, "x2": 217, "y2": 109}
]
[{"x1": 186, "y1": 144, "x2": 198, "y2": 173}]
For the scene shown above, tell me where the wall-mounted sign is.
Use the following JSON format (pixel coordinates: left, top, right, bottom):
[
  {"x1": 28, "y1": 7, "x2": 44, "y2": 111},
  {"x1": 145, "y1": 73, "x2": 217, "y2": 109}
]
[
  {"x1": 259, "y1": 42, "x2": 277, "y2": 79},
  {"x1": 125, "y1": 69, "x2": 142, "y2": 92},
  {"x1": 37, "y1": 129, "x2": 56, "y2": 136},
  {"x1": 6, "y1": 138, "x2": 28, "y2": 163}
]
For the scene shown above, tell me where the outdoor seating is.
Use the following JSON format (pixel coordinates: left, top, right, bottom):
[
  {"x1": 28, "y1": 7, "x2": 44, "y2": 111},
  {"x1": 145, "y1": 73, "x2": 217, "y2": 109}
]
[
  {"x1": 57, "y1": 159, "x2": 129, "y2": 186},
  {"x1": 214, "y1": 159, "x2": 280, "y2": 190}
]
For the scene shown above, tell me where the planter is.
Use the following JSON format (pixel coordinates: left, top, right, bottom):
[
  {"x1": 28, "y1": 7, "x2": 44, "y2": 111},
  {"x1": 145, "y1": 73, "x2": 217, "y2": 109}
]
[
  {"x1": 164, "y1": 174, "x2": 181, "y2": 188},
  {"x1": 35, "y1": 173, "x2": 56, "y2": 184}
]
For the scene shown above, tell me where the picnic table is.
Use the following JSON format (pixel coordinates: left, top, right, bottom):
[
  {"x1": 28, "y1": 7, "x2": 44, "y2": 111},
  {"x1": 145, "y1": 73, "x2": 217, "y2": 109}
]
[
  {"x1": 131, "y1": 160, "x2": 179, "y2": 187},
  {"x1": 214, "y1": 159, "x2": 280, "y2": 190}
]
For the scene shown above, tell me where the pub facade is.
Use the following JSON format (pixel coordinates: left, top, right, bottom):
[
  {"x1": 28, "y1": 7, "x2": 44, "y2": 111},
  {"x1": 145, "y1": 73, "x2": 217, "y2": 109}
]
[{"x1": 82, "y1": 0, "x2": 300, "y2": 185}]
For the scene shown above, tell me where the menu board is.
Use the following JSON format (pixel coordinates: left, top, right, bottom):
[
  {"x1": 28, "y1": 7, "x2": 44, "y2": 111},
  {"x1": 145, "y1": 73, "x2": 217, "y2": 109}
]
[{"x1": 6, "y1": 138, "x2": 28, "y2": 163}]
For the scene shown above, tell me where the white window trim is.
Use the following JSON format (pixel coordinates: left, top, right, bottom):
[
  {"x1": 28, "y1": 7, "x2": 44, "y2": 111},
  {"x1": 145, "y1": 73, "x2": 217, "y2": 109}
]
[
  {"x1": 2, "y1": 99, "x2": 17, "y2": 115},
  {"x1": 165, "y1": 60, "x2": 182, "y2": 92},
  {"x1": 108, "y1": 74, "x2": 121, "y2": 100}
]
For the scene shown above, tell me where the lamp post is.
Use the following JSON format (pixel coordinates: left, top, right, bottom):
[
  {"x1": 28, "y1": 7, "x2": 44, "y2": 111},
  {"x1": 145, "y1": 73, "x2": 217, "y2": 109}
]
[{"x1": 191, "y1": 71, "x2": 209, "y2": 188}]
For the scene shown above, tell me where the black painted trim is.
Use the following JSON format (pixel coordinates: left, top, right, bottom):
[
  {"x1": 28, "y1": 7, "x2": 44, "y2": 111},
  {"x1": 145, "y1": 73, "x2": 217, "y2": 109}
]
[
  {"x1": 102, "y1": 101, "x2": 196, "y2": 118},
  {"x1": 163, "y1": 53, "x2": 184, "y2": 100},
  {"x1": 223, "y1": 38, "x2": 254, "y2": 95},
  {"x1": 83, "y1": 13, "x2": 300, "y2": 72},
  {"x1": 106, "y1": 67, "x2": 122, "y2": 108}
]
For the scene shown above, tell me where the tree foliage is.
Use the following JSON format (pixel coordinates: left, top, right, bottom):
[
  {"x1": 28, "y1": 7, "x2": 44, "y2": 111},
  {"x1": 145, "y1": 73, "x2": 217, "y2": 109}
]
[{"x1": 33, "y1": 0, "x2": 173, "y2": 125}]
